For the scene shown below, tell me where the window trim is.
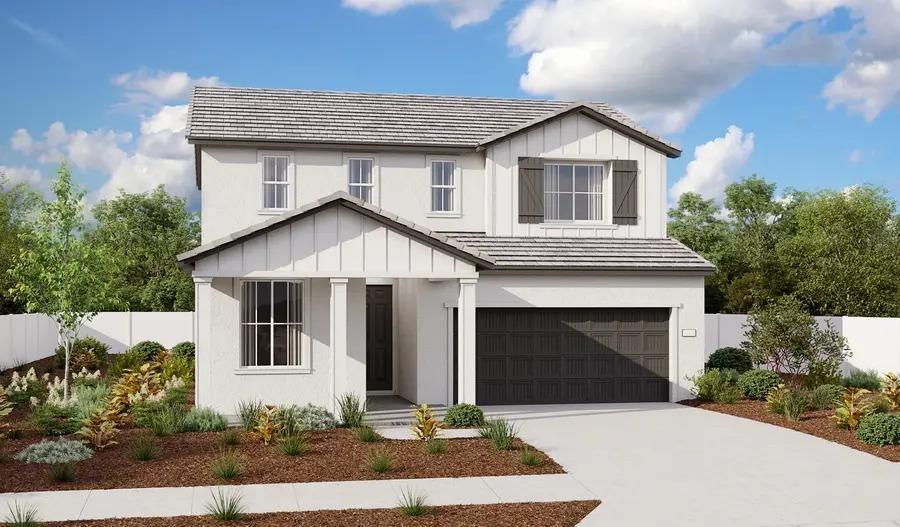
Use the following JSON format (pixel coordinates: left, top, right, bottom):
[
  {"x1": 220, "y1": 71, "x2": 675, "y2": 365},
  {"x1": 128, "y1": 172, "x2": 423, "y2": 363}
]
[
  {"x1": 236, "y1": 278, "x2": 311, "y2": 374},
  {"x1": 258, "y1": 151, "x2": 294, "y2": 213},
  {"x1": 344, "y1": 154, "x2": 379, "y2": 205},
  {"x1": 426, "y1": 157, "x2": 461, "y2": 216},
  {"x1": 541, "y1": 160, "x2": 610, "y2": 225}
]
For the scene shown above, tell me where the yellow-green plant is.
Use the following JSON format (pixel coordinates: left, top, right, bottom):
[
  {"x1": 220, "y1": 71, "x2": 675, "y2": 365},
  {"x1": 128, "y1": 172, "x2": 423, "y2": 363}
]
[
  {"x1": 76, "y1": 404, "x2": 120, "y2": 450},
  {"x1": 765, "y1": 384, "x2": 790, "y2": 415},
  {"x1": 109, "y1": 361, "x2": 164, "y2": 411},
  {"x1": 881, "y1": 372, "x2": 900, "y2": 410},
  {"x1": 830, "y1": 388, "x2": 874, "y2": 430},
  {"x1": 255, "y1": 405, "x2": 281, "y2": 445},
  {"x1": 0, "y1": 391, "x2": 13, "y2": 439},
  {"x1": 411, "y1": 403, "x2": 442, "y2": 442}
]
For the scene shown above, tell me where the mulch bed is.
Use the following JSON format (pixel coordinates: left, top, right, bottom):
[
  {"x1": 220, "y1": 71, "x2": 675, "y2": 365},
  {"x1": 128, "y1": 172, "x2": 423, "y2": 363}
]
[
  {"x1": 681, "y1": 398, "x2": 900, "y2": 462},
  {"x1": 49, "y1": 501, "x2": 600, "y2": 527},
  {"x1": 0, "y1": 427, "x2": 563, "y2": 493}
]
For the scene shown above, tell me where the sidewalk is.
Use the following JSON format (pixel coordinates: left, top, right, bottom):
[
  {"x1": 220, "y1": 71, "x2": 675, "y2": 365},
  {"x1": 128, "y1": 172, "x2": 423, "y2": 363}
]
[{"x1": 0, "y1": 474, "x2": 596, "y2": 522}]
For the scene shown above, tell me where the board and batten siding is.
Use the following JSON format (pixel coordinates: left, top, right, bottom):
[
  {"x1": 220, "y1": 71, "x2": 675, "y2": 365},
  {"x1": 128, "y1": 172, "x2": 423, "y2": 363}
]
[
  {"x1": 485, "y1": 112, "x2": 667, "y2": 238},
  {"x1": 193, "y1": 205, "x2": 478, "y2": 278}
]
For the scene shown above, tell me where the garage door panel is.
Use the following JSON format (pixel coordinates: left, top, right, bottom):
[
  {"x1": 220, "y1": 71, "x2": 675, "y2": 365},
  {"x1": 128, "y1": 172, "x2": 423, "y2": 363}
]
[{"x1": 476, "y1": 308, "x2": 669, "y2": 405}]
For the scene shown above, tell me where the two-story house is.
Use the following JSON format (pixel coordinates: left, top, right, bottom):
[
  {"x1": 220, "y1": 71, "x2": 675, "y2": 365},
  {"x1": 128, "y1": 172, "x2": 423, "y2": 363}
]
[{"x1": 177, "y1": 86, "x2": 713, "y2": 415}]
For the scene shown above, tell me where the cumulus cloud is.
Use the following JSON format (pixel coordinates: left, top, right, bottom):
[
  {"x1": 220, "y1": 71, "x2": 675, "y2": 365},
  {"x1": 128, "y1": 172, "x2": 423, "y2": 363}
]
[
  {"x1": 670, "y1": 126, "x2": 755, "y2": 201},
  {"x1": 112, "y1": 69, "x2": 220, "y2": 108},
  {"x1": 343, "y1": 0, "x2": 502, "y2": 27},
  {"x1": 766, "y1": 21, "x2": 847, "y2": 65},
  {"x1": 0, "y1": 165, "x2": 43, "y2": 186},
  {"x1": 10, "y1": 129, "x2": 33, "y2": 154}
]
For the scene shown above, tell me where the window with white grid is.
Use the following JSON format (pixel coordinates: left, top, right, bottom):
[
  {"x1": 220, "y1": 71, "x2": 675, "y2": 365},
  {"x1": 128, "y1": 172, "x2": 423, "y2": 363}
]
[
  {"x1": 348, "y1": 158, "x2": 374, "y2": 203},
  {"x1": 240, "y1": 281, "x2": 302, "y2": 367},
  {"x1": 543, "y1": 163, "x2": 604, "y2": 221},
  {"x1": 430, "y1": 160, "x2": 456, "y2": 212},
  {"x1": 262, "y1": 156, "x2": 289, "y2": 209}
]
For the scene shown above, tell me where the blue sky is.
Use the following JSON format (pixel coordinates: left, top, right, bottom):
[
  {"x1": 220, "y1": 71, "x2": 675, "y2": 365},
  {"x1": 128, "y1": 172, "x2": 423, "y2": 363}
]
[{"x1": 1, "y1": 0, "x2": 899, "y2": 208}]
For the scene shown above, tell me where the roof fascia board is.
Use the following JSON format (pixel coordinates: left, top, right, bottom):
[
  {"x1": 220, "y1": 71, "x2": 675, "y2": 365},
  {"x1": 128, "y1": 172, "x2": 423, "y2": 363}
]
[{"x1": 187, "y1": 138, "x2": 476, "y2": 155}]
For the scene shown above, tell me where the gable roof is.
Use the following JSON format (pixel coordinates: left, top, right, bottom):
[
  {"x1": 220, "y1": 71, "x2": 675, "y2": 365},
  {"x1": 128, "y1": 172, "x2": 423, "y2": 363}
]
[
  {"x1": 177, "y1": 192, "x2": 496, "y2": 269},
  {"x1": 186, "y1": 86, "x2": 680, "y2": 157}
]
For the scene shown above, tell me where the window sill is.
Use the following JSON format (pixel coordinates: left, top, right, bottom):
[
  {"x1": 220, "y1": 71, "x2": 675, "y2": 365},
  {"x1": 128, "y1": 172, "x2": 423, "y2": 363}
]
[
  {"x1": 233, "y1": 367, "x2": 311, "y2": 375},
  {"x1": 257, "y1": 209, "x2": 288, "y2": 216},
  {"x1": 538, "y1": 222, "x2": 618, "y2": 229},
  {"x1": 426, "y1": 212, "x2": 462, "y2": 218}
]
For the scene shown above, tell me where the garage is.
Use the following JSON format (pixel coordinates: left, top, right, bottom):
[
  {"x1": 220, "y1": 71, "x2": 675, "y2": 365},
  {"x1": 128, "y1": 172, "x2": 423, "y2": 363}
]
[{"x1": 475, "y1": 308, "x2": 670, "y2": 405}]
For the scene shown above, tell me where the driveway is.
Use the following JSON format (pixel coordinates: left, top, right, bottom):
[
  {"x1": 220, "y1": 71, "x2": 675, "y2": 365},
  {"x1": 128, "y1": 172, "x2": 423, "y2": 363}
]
[{"x1": 484, "y1": 403, "x2": 900, "y2": 527}]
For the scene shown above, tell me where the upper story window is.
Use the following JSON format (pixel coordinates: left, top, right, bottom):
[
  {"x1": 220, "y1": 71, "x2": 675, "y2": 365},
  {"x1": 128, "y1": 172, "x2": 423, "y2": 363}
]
[
  {"x1": 262, "y1": 155, "x2": 289, "y2": 210},
  {"x1": 348, "y1": 158, "x2": 374, "y2": 203},
  {"x1": 240, "y1": 280, "x2": 302, "y2": 367},
  {"x1": 544, "y1": 163, "x2": 604, "y2": 222},
  {"x1": 430, "y1": 160, "x2": 457, "y2": 213}
]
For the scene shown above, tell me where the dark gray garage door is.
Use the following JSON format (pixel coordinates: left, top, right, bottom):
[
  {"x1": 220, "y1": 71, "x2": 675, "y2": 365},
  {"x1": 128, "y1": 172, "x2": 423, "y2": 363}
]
[{"x1": 476, "y1": 308, "x2": 670, "y2": 405}]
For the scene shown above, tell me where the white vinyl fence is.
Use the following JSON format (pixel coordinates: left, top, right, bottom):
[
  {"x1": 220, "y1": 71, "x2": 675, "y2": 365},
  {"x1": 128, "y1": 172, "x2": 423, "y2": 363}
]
[
  {"x1": 0, "y1": 312, "x2": 194, "y2": 369},
  {"x1": 706, "y1": 314, "x2": 900, "y2": 375}
]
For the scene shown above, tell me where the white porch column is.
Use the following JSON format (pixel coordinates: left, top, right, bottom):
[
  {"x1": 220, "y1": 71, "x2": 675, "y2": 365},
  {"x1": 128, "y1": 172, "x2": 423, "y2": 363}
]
[
  {"x1": 193, "y1": 276, "x2": 213, "y2": 408},
  {"x1": 457, "y1": 277, "x2": 477, "y2": 404},
  {"x1": 330, "y1": 278, "x2": 349, "y2": 412}
]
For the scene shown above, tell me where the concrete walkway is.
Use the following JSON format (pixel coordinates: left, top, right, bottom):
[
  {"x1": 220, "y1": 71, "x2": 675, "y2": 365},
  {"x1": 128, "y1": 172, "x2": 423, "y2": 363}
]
[
  {"x1": 486, "y1": 403, "x2": 900, "y2": 527},
  {"x1": 0, "y1": 474, "x2": 595, "y2": 522}
]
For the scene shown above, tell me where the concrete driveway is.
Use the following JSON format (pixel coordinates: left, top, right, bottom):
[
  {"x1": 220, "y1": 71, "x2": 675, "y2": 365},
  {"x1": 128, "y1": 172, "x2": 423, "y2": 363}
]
[{"x1": 484, "y1": 403, "x2": 900, "y2": 527}]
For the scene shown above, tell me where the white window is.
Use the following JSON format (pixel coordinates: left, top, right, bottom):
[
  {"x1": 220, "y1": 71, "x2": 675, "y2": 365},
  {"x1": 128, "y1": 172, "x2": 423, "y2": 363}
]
[
  {"x1": 240, "y1": 281, "x2": 302, "y2": 367},
  {"x1": 262, "y1": 156, "x2": 289, "y2": 210},
  {"x1": 348, "y1": 158, "x2": 374, "y2": 203},
  {"x1": 430, "y1": 160, "x2": 457, "y2": 213},
  {"x1": 544, "y1": 163, "x2": 604, "y2": 221}
]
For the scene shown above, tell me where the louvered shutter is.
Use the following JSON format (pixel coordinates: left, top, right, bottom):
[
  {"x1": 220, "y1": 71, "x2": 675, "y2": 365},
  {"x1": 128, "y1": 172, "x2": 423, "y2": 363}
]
[
  {"x1": 612, "y1": 159, "x2": 638, "y2": 225},
  {"x1": 518, "y1": 157, "x2": 544, "y2": 224}
]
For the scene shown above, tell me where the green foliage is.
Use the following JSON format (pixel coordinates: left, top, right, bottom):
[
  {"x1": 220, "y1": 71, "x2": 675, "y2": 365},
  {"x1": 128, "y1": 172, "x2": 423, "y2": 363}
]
[
  {"x1": 689, "y1": 368, "x2": 741, "y2": 403},
  {"x1": 810, "y1": 384, "x2": 845, "y2": 410},
  {"x1": 210, "y1": 451, "x2": 243, "y2": 480},
  {"x1": 424, "y1": 438, "x2": 447, "y2": 454},
  {"x1": 356, "y1": 425, "x2": 380, "y2": 443},
  {"x1": 221, "y1": 429, "x2": 241, "y2": 446},
  {"x1": 161, "y1": 354, "x2": 194, "y2": 382},
  {"x1": 706, "y1": 347, "x2": 753, "y2": 373},
  {"x1": 743, "y1": 296, "x2": 848, "y2": 375},
  {"x1": 171, "y1": 341, "x2": 195, "y2": 359},
  {"x1": 766, "y1": 384, "x2": 790, "y2": 415},
  {"x1": 830, "y1": 388, "x2": 875, "y2": 430},
  {"x1": 182, "y1": 407, "x2": 228, "y2": 433},
  {"x1": 279, "y1": 434, "x2": 310, "y2": 457},
  {"x1": 365, "y1": 448, "x2": 393, "y2": 473},
  {"x1": 50, "y1": 463, "x2": 75, "y2": 482},
  {"x1": 520, "y1": 447, "x2": 542, "y2": 467},
  {"x1": 205, "y1": 488, "x2": 245, "y2": 521},
  {"x1": 336, "y1": 392, "x2": 366, "y2": 428},
  {"x1": 129, "y1": 341, "x2": 166, "y2": 362},
  {"x1": 0, "y1": 174, "x2": 40, "y2": 315},
  {"x1": 479, "y1": 417, "x2": 518, "y2": 450},
  {"x1": 841, "y1": 368, "x2": 882, "y2": 390},
  {"x1": 857, "y1": 413, "x2": 900, "y2": 446},
  {"x1": 289, "y1": 404, "x2": 336, "y2": 431},
  {"x1": 3, "y1": 501, "x2": 41, "y2": 527},
  {"x1": 236, "y1": 400, "x2": 262, "y2": 431},
  {"x1": 783, "y1": 389, "x2": 809, "y2": 421},
  {"x1": 737, "y1": 369, "x2": 780, "y2": 399},
  {"x1": 444, "y1": 403, "x2": 485, "y2": 427},
  {"x1": 804, "y1": 358, "x2": 842, "y2": 389},
  {"x1": 131, "y1": 436, "x2": 157, "y2": 461},
  {"x1": 15, "y1": 438, "x2": 92, "y2": 465},
  {"x1": 107, "y1": 349, "x2": 146, "y2": 380},
  {"x1": 71, "y1": 383, "x2": 110, "y2": 422},
  {"x1": 397, "y1": 488, "x2": 429, "y2": 517},
  {"x1": 31, "y1": 404, "x2": 80, "y2": 436},
  {"x1": 89, "y1": 186, "x2": 199, "y2": 311},
  {"x1": 54, "y1": 337, "x2": 109, "y2": 370}
]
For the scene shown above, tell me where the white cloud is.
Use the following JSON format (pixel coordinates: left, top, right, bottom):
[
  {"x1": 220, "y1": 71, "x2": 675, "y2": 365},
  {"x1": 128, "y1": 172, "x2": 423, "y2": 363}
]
[
  {"x1": 670, "y1": 126, "x2": 755, "y2": 201},
  {"x1": 343, "y1": 0, "x2": 502, "y2": 27},
  {"x1": 0, "y1": 165, "x2": 43, "y2": 186},
  {"x1": 847, "y1": 148, "x2": 864, "y2": 163},
  {"x1": 9, "y1": 17, "x2": 71, "y2": 57},
  {"x1": 766, "y1": 21, "x2": 847, "y2": 65},
  {"x1": 112, "y1": 69, "x2": 220, "y2": 107},
  {"x1": 10, "y1": 128, "x2": 33, "y2": 154}
]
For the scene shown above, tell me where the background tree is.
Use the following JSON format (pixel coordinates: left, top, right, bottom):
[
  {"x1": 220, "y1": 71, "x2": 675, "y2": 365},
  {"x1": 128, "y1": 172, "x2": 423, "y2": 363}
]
[
  {"x1": 0, "y1": 173, "x2": 40, "y2": 314},
  {"x1": 667, "y1": 192, "x2": 729, "y2": 312},
  {"x1": 8, "y1": 163, "x2": 120, "y2": 398},
  {"x1": 89, "y1": 186, "x2": 199, "y2": 311}
]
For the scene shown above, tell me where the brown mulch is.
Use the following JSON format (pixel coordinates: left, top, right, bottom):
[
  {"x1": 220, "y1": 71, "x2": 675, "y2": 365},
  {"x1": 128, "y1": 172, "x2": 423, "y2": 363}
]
[
  {"x1": 49, "y1": 501, "x2": 600, "y2": 527},
  {"x1": 0, "y1": 427, "x2": 563, "y2": 493},
  {"x1": 681, "y1": 398, "x2": 900, "y2": 462}
]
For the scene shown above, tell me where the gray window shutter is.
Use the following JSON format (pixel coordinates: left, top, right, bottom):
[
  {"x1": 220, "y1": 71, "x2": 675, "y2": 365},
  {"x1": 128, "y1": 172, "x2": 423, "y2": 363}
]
[
  {"x1": 518, "y1": 157, "x2": 544, "y2": 224},
  {"x1": 612, "y1": 159, "x2": 638, "y2": 225}
]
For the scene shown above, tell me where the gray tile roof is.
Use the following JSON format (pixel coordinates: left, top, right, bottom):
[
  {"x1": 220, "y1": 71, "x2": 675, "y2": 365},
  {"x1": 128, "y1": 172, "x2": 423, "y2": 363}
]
[
  {"x1": 445, "y1": 234, "x2": 715, "y2": 272},
  {"x1": 186, "y1": 86, "x2": 679, "y2": 154}
]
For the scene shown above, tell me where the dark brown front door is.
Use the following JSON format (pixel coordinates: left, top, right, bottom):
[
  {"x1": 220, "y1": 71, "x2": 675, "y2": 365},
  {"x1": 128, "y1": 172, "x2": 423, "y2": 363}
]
[{"x1": 366, "y1": 285, "x2": 393, "y2": 391}]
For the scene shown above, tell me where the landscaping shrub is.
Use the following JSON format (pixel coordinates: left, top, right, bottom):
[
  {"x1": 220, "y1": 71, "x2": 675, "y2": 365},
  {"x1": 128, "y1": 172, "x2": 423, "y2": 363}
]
[
  {"x1": 857, "y1": 413, "x2": 900, "y2": 446},
  {"x1": 803, "y1": 358, "x2": 842, "y2": 389},
  {"x1": 782, "y1": 389, "x2": 809, "y2": 421},
  {"x1": 293, "y1": 404, "x2": 336, "y2": 431},
  {"x1": 336, "y1": 393, "x2": 366, "y2": 428},
  {"x1": 131, "y1": 436, "x2": 157, "y2": 461},
  {"x1": 690, "y1": 368, "x2": 741, "y2": 403},
  {"x1": 146, "y1": 405, "x2": 187, "y2": 437},
  {"x1": 4, "y1": 368, "x2": 44, "y2": 405},
  {"x1": 71, "y1": 382, "x2": 111, "y2": 422},
  {"x1": 810, "y1": 384, "x2": 844, "y2": 410},
  {"x1": 15, "y1": 438, "x2": 92, "y2": 482},
  {"x1": 161, "y1": 354, "x2": 194, "y2": 382},
  {"x1": 76, "y1": 405, "x2": 120, "y2": 450},
  {"x1": 71, "y1": 367, "x2": 103, "y2": 389},
  {"x1": 841, "y1": 368, "x2": 882, "y2": 391},
  {"x1": 255, "y1": 406, "x2": 280, "y2": 445},
  {"x1": 236, "y1": 400, "x2": 262, "y2": 430},
  {"x1": 181, "y1": 407, "x2": 228, "y2": 433},
  {"x1": 31, "y1": 403, "x2": 80, "y2": 436},
  {"x1": 869, "y1": 393, "x2": 895, "y2": 414},
  {"x1": 206, "y1": 488, "x2": 245, "y2": 522},
  {"x1": 107, "y1": 349, "x2": 145, "y2": 380},
  {"x1": 881, "y1": 372, "x2": 900, "y2": 409},
  {"x1": 129, "y1": 341, "x2": 166, "y2": 362},
  {"x1": 55, "y1": 336, "x2": 110, "y2": 370},
  {"x1": 210, "y1": 451, "x2": 243, "y2": 480},
  {"x1": 765, "y1": 384, "x2": 790, "y2": 415},
  {"x1": 397, "y1": 488, "x2": 429, "y2": 517},
  {"x1": 425, "y1": 438, "x2": 447, "y2": 454},
  {"x1": 444, "y1": 403, "x2": 484, "y2": 427},
  {"x1": 221, "y1": 429, "x2": 241, "y2": 446},
  {"x1": 3, "y1": 501, "x2": 41, "y2": 527},
  {"x1": 0, "y1": 392, "x2": 12, "y2": 440},
  {"x1": 412, "y1": 403, "x2": 442, "y2": 441},
  {"x1": 171, "y1": 341, "x2": 195, "y2": 359},
  {"x1": 738, "y1": 369, "x2": 781, "y2": 400},
  {"x1": 520, "y1": 447, "x2": 542, "y2": 467},
  {"x1": 279, "y1": 434, "x2": 310, "y2": 457},
  {"x1": 356, "y1": 425, "x2": 380, "y2": 443},
  {"x1": 479, "y1": 417, "x2": 518, "y2": 450},
  {"x1": 365, "y1": 448, "x2": 393, "y2": 473},
  {"x1": 830, "y1": 388, "x2": 875, "y2": 430},
  {"x1": 706, "y1": 347, "x2": 753, "y2": 373}
]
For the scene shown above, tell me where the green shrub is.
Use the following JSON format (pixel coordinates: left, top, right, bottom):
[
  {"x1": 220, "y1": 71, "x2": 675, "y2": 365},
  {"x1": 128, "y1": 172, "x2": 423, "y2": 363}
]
[
  {"x1": 857, "y1": 413, "x2": 900, "y2": 446},
  {"x1": 4, "y1": 369, "x2": 45, "y2": 405},
  {"x1": 804, "y1": 358, "x2": 842, "y2": 389},
  {"x1": 3, "y1": 501, "x2": 41, "y2": 527},
  {"x1": 279, "y1": 434, "x2": 310, "y2": 457},
  {"x1": 738, "y1": 370, "x2": 781, "y2": 400},
  {"x1": 205, "y1": 488, "x2": 245, "y2": 521},
  {"x1": 15, "y1": 438, "x2": 92, "y2": 482},
  {"x1": 810, "y1": 384, "x2": 844, "y2": 410},
  {"x1": 181, "y1": 407, "x2": 228, "y2": 433},
  {"x1": 424, "y1": 438, "x2": 447, "y2": 454},
  {"x1": 690, "y1": 368, "x2": 741, "y2": 403},
  {"x1": 55, "y1": 337, "x2": 110, "y2": 370},
  {"x1": 161, "y1": 354, "x2": 194, "y2": 382},
  {"x1": 783, "y1": 389, "x2": 809, "y2": 421},
  {"x1": 71, "y1": 383, "x2": 110, "y2": 422},
  {"x1": 766, "y1": 384, "x2": 790, "y2": 415},
  {"x1": 221, "y1": 429, "x2": 241, "y2": 446},
  {"x1": 129, "y1": 341, "x2": 166, "y2": 362},
  {"x1": 131, "y1": 436, "x2": 157, "y2": 461},
  {"x1": 706, "y1": 347, "x2": 753, "y2": 373},
  {"x1": 479, "y1": 417, "x2": 518, "y2": 450},
  {"x1": 171, "y1": 341, "x2": 195, "y2": 359},
  {"x1": 31, "y1": 404, "x2": 80, "y2": 436},
  {"x1": 397, "y1": 488, "x2": 429, "y2": 517},
  {"x1": 337, "y1": 393, "x2": 366, "y2": 428},
  {"x1": 520, "y1": 447, "x2": 542, "y2": 467},
  {"x1": 356, "y1": 425, "x2": 380, "y2": 443},
  {"x1": 147, "y1": 405, "x2": 187, "y2": 437},
  {"x1": 444, "y1": 403, "x2": 484, "y2": 427},
  {"x1": 293, "y1": 404, "x2": 337, "y2": 431},
  {"x1": 107, "y1": 349, "x2": 145, "y2": 380},
  {"x1": 842, "y1": 368, "x2": 882, "y2": 391},
  {"x1": 365, "y1": 448, "x2": 393, "y2": 473},
  {"x1": 236, "y1": 400, "x2": 262, "y2": 430},
  {"x1": 210, "y1": 451, "x2": 243, "y2": 480}
]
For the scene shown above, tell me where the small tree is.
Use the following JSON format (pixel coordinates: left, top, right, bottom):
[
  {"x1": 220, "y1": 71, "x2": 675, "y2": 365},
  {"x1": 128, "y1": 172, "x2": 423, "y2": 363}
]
[
  {"x1": 8, "y1": 163, "x2": 119, "y2": 399},
  {"x1": 742, "y1": 295, "x2": 848, "y2": 376}
]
